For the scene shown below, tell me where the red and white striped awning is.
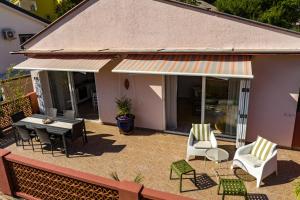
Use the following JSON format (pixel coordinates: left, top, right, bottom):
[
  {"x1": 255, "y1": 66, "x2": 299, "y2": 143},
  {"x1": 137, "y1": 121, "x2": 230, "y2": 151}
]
[
  {"x1": 112, "y1": 55, "x2": 253, "y2": 78},
  {"x1": 14, "y1": 55, "x2": 113, "y2": 72}
]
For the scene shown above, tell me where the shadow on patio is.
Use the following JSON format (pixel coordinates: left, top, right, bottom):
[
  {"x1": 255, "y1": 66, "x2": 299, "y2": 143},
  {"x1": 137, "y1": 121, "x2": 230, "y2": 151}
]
[
  {"x1": 4, "y1": 122, "x2": 300, "y2": 200},
  {"x1": 66, "y1": 132, "x2": 127, "y2": 158},
  {"x1": 0, "y1": 129, "x2": 16, "y2": 149}
]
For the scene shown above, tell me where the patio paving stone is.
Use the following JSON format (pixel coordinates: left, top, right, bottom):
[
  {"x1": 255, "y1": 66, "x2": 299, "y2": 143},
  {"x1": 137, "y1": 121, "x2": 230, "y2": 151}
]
[{"x1": 3, "y1": 121, "x2": 300, "y2": 200}]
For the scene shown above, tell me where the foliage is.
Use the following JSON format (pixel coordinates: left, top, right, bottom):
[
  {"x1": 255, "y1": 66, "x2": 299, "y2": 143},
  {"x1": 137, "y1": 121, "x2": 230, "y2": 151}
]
[
  {"x1": 295, "y1": 181, "x2": 300, "y2": 200},
  {"x1": 178, "y1": 0, "x2": 201, "y2": 6},
  {"x1": 55, "y1": 0, "x2": 83, "y2": 17},
  {"x1": 133, "y1": 173, "x2": 144, "y2": 184},
  {"x1": 214, "y1": 0, "x2": 300, "y2": 30},
  {"x1": 110, "y1": 171, "x2": 144, "y2": 184},
  {"x1": 110, "y1": 172, "x2": 120, "y2": 182},
  {"x1": 0, "y1": 66, "x2": 28, "y2": 115},
  {"x1": 115, "y1": 96, "x2": 132, "y2": 116}
]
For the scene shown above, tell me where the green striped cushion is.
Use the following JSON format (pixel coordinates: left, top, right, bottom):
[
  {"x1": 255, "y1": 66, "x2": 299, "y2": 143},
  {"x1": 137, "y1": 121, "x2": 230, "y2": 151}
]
[
  {"x1": 251, "y1": 136, "x2": 276, "y2": 161},
  {"x1": 192, "y1": 124, "x2": 210, "y2": 141}
]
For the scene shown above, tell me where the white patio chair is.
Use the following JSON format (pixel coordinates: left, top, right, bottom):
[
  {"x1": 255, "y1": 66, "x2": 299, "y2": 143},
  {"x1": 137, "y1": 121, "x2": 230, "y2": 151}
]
[
  {"x1": 186, "y1": 124, "x2": 218, "y2": 161},
  {"x1": 231, "y1": 136, "x2": 278, "y2": 188},
  {"x1": 47, "y1": 108, "x2": 57, "y2": 118},
  {"x1": 63, "y1": 110, "x2": 75, "y2": 120}
]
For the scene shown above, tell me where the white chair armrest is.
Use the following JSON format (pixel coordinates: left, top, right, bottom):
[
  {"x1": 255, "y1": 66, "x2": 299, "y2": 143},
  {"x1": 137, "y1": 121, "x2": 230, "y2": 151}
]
[
  {"x1": 188, "y1": 129, "x2": 194, "y2": 146},
  {"x1": 261, "y1": 150, "x2": 277, "y2": 171},
  {"x1": 236, "y1": 142, "x2": 255, "y2": 156},
  {"x1": 210, "y1": 131, "x2": 217, "y2": 148}
]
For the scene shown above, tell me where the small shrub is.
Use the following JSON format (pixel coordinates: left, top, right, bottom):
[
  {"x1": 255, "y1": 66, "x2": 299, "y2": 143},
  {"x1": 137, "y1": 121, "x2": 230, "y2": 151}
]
[
  {"x1": 295, "y1": 181, "x2": 300, "y2": 200},
  {"x1": 110, "y1": 171, "x2": 144, "y2": 184},
  {"x1": 115, "y1": 96, "x2": 132, "y2": 116}
]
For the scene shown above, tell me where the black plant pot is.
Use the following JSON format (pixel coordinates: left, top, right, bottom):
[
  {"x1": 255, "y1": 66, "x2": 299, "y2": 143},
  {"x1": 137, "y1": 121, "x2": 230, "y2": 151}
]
[{"x1": 116, "y1": 114, "x2": 135, "y2": 134}]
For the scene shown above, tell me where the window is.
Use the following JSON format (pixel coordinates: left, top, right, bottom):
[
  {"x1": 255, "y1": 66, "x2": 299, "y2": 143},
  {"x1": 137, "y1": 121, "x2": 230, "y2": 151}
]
[{"x1": 19, "y1": 34, "x2": 34, "y2": 45}]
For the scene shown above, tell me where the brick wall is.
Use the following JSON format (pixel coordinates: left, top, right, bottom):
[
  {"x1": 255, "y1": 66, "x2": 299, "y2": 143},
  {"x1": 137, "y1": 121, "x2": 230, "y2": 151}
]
[{"x1": 0, "y1": 149, "x2": 194, "y2": 200}]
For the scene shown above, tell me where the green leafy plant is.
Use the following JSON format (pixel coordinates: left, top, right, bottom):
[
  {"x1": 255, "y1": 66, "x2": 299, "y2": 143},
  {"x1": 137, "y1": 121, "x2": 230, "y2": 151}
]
[
  {"x1": 133, "y1": 173, "x2": 144, "y2": 184},
  {"x1": 1, "y1": 66, "x2": 28, "y2": 115},
  {"x1": 115, "y1": 96, "x2": 132, "y2": 116},
  {"x1": 110, "y1": 171, "x2": 144, "y2": 184},
  {"x1": 110, "y1": 171, "x2": 120, "y2": 182},
  {"x1": 295, "y1": 181, "x2": 300, "y2": 200}
]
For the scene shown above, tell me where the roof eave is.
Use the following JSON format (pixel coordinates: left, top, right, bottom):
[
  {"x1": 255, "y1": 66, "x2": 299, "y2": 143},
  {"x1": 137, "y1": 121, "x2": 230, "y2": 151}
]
[{"x1": 10, "y1": 49, "x2": 300, "y2": 55}]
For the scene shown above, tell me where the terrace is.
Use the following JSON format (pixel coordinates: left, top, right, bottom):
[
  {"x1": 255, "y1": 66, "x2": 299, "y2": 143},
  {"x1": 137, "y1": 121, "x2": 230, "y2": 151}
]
[{"x1": 1, "y1": 121, "x2": 300, "y2": 200}]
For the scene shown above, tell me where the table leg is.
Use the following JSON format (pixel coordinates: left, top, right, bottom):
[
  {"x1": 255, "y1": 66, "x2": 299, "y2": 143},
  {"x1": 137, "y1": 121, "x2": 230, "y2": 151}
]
[
  {"x1": 62, "y1": 135, "x2": 69, "y2": 157},
  {"x1": 169, "y1": 167, "x2": 173, "y2": 180},
  {"x1": 217, "y1": 180, "x2": 221, "y2": 195}
]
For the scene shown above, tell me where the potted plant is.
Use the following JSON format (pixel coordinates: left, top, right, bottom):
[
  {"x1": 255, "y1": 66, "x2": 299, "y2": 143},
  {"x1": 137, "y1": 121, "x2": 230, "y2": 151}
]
[{"x1": 115, "y1": 96, "x2": 135, "y2": 134}]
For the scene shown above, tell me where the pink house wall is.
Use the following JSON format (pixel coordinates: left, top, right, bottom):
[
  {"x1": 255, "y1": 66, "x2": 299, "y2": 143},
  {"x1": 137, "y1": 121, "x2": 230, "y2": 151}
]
[
  {"x1": 247, "y1": 55, "x2": 300, "y2": 147},
  {"x1": 95, "y1": 65, "x2": 165, "y2": 130},
  {"x1": 24, "y1": 0, "x2": 300, "y2": 51}
]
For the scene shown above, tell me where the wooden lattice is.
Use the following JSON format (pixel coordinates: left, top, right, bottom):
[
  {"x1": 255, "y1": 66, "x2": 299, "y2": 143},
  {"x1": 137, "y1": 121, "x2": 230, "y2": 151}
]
[
  {"x1": 8, "y1": 162, "x2": 119, "y2": 200},
  {"x1": 0, "y1": 96, "x2": 32, "y2": 129}
]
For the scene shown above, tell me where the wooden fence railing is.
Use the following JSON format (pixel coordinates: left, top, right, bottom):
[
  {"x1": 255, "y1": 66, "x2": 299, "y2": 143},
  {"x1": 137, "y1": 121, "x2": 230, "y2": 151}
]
[
  {"x1": 0, "y1": 92, "x2": 38, "y2": 129},
  {"x1": 0, "y1": 149, "x2": 194, "y2": 200}
]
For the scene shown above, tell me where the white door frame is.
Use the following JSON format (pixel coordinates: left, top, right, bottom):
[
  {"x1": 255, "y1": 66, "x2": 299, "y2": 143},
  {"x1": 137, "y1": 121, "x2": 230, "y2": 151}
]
[
  {"x1": 67, "y1": 72, "x2": 78, "y2": 117},
  {"x1": 164, "y1": 76, "x2": 251, "y2": 146},
  {"x1": 236, "y1": 79, "x2": 251, "y2": 147}
]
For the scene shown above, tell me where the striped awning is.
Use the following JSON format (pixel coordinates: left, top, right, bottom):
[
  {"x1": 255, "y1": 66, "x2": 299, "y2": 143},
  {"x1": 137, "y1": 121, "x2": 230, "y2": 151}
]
[
  {"x1": 13, "y1": 55, "x2": 113, "y2": 72},
  {"x1": 112, "y1": 55, "x2": 253, "y2": 78}
]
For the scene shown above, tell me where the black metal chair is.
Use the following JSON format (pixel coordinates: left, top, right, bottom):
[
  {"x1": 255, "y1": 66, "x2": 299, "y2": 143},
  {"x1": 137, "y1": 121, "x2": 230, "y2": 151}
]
[
  {"x1": 35, "y1": 128, "x2": 60, "y2": 156},
  {"x1": 69, "y1": 119, "x2": 87, "y2": 144},
  {"x1": 11, "y1": 111, "x2": 26, "y2": 146},
  {"x1": 11, "y1": 111, "x2": 26, "y2": 123},
  {"x1": 15, "y1": 125, "x2": 35, "y2": 151}
]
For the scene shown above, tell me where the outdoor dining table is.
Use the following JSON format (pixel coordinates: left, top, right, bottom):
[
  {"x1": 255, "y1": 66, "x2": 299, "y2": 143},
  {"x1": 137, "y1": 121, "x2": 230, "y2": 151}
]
[{"x1": 13, "y1": 114, "x2": 84, "y2": 157}]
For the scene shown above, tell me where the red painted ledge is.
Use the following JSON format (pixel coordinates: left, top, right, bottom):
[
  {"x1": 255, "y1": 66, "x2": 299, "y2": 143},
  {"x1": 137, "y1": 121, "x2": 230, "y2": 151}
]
[
  {"x1": 5, "y1": 153, "x2": 121, "y2": 191},
  {"x1": 16, "y1": 192, "x2": 41, "y2": 200},
  {"x1": 141, "y1": 188, "x2": 195, "y2": 200}
]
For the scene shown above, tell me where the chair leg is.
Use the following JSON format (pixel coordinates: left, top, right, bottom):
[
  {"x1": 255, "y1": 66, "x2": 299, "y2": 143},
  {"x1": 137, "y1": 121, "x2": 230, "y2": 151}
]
[
  {"x1": 22, "y1": 140, "x2": 24, "y2": 149},
  {"x1": 186, "y1": 155, "x2": 190, "y2": 161},
  {"x1": 40, "y1": 143, "x2": 44, "y2": 154},
  {"x1": 256, "y1": 178, "x2": 261, "y2": 188},
  {"x1": 193, "y1": 170, "x2": 196, "y2": 184},
  {"x1": 180, "y1": 174, "x2": 183, "y2": 192},
  {"x1": 31, "y1": 139, "x2": 34, "y2": 151},
  {"x1": 169, "y1": 168, "x2": 173, "y2": 180},
  {"x1": 51, "y1": 144, "x2": 54, "y2": 156}
]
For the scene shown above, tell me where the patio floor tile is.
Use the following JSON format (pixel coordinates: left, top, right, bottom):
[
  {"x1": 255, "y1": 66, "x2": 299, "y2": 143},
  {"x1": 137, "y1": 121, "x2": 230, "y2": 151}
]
[{"x1": 2, "y1": 121, "x2": 300, "y2": 200}]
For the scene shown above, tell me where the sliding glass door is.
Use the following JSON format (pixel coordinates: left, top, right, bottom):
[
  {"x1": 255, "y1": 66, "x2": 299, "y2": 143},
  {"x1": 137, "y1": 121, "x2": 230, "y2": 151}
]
[
  {"x1": 165, "y1": 75, "x2": 250, "y2": 139},
  {"x1": 48, "y1": 71, "x2": 72, "y2": 114},
  {"x1": 204, "y1": 78, "x2": 240, "y2": 138}
]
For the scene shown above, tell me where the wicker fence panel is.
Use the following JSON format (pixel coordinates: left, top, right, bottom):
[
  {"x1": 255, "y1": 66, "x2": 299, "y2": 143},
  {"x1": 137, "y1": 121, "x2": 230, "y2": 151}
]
[
  {"x1": 8, "y1": 162, "x2": 119, "y2": 200},
  {"x1": 0, "y1": 96, "x2": 32, "y2": 129}
]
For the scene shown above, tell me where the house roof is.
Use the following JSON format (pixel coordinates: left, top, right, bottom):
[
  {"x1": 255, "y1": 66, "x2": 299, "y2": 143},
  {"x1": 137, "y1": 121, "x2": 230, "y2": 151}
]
[
  {"x1": 0, "y1": 0, "x2": 50, "y2": 24},
  {"x1": 11, "y1": 48, "x2": 300, "y2": 55},
  {"x1": 17, "y1": 0, "x2": 300, "y2": 53}
]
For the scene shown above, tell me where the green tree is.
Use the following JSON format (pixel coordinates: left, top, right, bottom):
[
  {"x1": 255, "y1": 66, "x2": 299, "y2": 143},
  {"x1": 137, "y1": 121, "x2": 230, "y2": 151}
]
[
  {"x1": 56, "y1": 0, "x2": 83, "y2": 17},
  {"x1": 178, "y1": 0, "x2": 201, "y2": 6},
  {"x1": 214, "y1": 0, "x2": 300, "y2": 30}
]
